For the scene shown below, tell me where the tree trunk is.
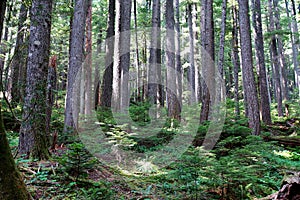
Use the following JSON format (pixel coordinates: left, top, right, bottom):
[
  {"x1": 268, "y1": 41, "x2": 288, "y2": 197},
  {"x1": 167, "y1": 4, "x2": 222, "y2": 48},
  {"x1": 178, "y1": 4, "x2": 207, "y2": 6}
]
[
  {"x1": 19, "y1": 0, "x2": 53, "y2": 159},
  {"x1": 175, "y1": 0, "x2": 182, "y2": 108},
  {"x1": 84, "y1": 0, "x2": 92, "y2": 115},
  {"x1": 0, "y1": 105, "x2": 31, "y2": 200},
  {"x1": 46, "y1": 56, "x2": 57, "y2": 139},
  {"x1": 268, "y1": 0, "x2": 283, "y2": 117},
  {"x1": 238, "y1": 0, "x2": 261, "y2": 135},
  {"x1": 273, "y1": 0, "x2": 288, "y2": 101},
  {"x1": 112, "y1": 0, "x2": 132, "y2": 112},
  {"x1": 232, "y1": 4, "x2": 240, "y2": 119},
  {"x1": 100, "y1": 0, "x2": 115, "y2": 109},
  {"x1": 0, "y1": 0, "x2": 6, "y2": 38},
  {"x1": 251, "y1": 0, "x2": 272, "y2": 125},
  {"x1": 217, "y1": 0, "x2": 227, "y2": 79},
  {"x1": 10, "y1": 3, "x2": 28, "y2": 105},
  {"x1": 148, "y1": 0, "x2": 161, "y2": 104},
  {"x1": 187, "y1": 3, "x2": 196, "y2": 104},
  {"x1": 64, "y1": 0, "x2": 88, "y2": 132},
  {"x1": 200, "y1": 0, "x2": 214, "y2": 123},
  {"x1": 133, "y1": 0, "x2": 141, "y2": 103},
  {"x1": 290, "y1": 0, "x2": 300, "y2": 97},
  {"x1": 217, "y1": 0, "x2": 227, "y2": 102},
  {"x1": 166, "y1": 0, "x2": 180, "y2": 121}
]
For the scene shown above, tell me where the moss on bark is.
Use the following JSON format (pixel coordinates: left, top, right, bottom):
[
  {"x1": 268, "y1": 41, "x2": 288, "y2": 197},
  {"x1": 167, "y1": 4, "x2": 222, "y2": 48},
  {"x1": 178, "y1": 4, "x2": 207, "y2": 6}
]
[{"x1": 0, "y1": 105, "x2": 31, "y2": 200}]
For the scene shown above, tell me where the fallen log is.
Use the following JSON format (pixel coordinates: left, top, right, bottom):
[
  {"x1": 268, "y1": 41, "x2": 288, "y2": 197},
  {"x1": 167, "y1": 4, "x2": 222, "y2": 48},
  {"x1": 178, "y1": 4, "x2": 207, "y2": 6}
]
[{"x1": 264, "y1": 136, "x2": 300, "y2": 147}]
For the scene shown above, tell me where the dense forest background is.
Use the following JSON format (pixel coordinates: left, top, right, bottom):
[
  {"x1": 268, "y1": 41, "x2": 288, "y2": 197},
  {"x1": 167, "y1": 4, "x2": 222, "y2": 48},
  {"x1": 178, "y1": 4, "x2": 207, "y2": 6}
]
[{"x1": 0, "y1": 0, "x2": 300, "y2": 199}]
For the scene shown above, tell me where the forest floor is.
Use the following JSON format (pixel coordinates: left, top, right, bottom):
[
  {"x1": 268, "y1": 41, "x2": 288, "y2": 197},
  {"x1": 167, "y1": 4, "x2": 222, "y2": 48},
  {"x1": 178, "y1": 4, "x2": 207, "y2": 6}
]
[{"x1": 4, "y1": 100, "x2": 300, "y2": 200}]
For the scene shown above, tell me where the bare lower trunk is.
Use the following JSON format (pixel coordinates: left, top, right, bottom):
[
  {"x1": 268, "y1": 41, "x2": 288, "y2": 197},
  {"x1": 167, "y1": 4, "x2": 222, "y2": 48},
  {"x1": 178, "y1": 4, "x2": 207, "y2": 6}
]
[
  {"x1": 19, "y1": 0, "x2": 53, "y2": 159},
  {"x1": 238, "y1": 0, "x2": 260, "y2": 135},
  {"x1": 251, "y1": 0, "x2": 272, "y2": 124}
]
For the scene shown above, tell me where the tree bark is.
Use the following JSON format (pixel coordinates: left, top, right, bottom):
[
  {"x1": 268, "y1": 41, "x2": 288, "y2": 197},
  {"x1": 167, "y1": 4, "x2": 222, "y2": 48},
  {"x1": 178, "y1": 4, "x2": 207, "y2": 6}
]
[
  {"x1": 251, "y1": 0, "x2": 272, "y2": 125},
  {"x1": 268, "y1": 0, "x2": 283, "y2": 117},
  {"x1": 46, "y1": 56, "x2": 57, "y2": 139},
  {"x1": 238, "y1": 0, "x2": 261, "y2": 135},
  {"x1": 187, "y1": 3, "x2": 196, "y2": 104},
  {"x1": 0, "y1": 0, "x2": 6, "y2": 39},
  {"x1": 148, "y1": 0, "x2": 161, "y2": 104},
  {"x1": 166, "y1": 0, "x2": 180, "y2": 121},
  {"x1": 273, "y1": 0, "x2": 288, "y2": 101},
  {"x1": 10, "y1": 3, "x2": 28, "y2": 105},
  {"x1": 200, "y1": 0, "x2": 214, "y2": 123},
  {"x1": 0, "y1": 105, "x2": 31, "y2": 200},
  {"x1": 232, "y1": 4, "x2": 240, "y2": 119},
  {"x1": 100, "y1": 0, "x2": 115, "y2": 109},
  {"x1": 19, "y1": 0, "x2": 53, "y2": 159},
  {"x1": 64, "y1": 0, "x2": 88, "y2": 132},
  {"x1": 290, "y1": 0, "x2": 300, "y2": 97},
  {"x1": 175, "y1": 0, "x2": 182, "y2": 109},
  {"x1": 112, "y1": 0, "x2": 132, "y2": 112},
  {"x1": 84, "y1": 0, "x2": 92, "y2": 116}
]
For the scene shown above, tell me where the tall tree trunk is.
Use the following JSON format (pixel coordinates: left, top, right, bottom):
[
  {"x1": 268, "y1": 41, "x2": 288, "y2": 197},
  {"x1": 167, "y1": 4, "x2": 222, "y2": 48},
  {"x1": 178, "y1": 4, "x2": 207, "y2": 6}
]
[
  {"x1": 273, "y1": 0, "x2": 288, "y2": 100},
  {"x1": 112, "y1": 0, "x2": 132, "y2": 112},
  {"x1": 19, "y1": 0, "x2": 53, "y2": 159},
  {"x1": 200, "y1": 0, "x2": 214, "y2": 123},
  {"x1": 218, "y1": 0, "x2": 227, "y2": 79},
  {"x1": 84, "y1": 0, "x2": 92, "y2": 115},
  {"x1": 148, "y1": 0, "x2": 161, "y2": 104},
  {"x1": 100, "y1": 0, "x2": 115, "y2": 109},
  {"x1": 0, "y1": 0, "x2": 6, "y2": 38},
  {"x1": 0, "y1": 0, "x2": 11, "y2": 91},
  {"x1": 187, "y1": 3, "x2": 196, "y2": 104},
  {"x1": 10, "y1": 3, "x2": 28, "y2": 105},
  {"x1": 46, "y1": 56, "x2": 57, "y2": 139},
  {"x1": 64, "y1": 0, "x2": 88, "y2": 132},
  {"x1": 217, "y1": 0, "x2": 227, "y2": 102},
  {"x1": 290, "y1": 0, "x2": 300, "y2": 96},
  {"x1": 251, "y1": 0, "x2": 272, "y2": 125},
  {"x1": 133, "y1": 0, "x2": 141, "y2": 102},
  {"x1": 232, "y1": 4, "x2": 240, "y2": 119},
  {"x1": 268, "y1": 0, "x2": 283, "y2": 117},
  {"x1": 166, "y1": 0, "x2": 180, "y2": 121},
  {"x1": 175, "y1": 0, "x2": 182, "y2": 108},
  {"x1": 0, "y1": 105, "x2": 31, "y2": 200},
  {"x1": 238, "y1": 0, "x2": 261, "y2": 135}
]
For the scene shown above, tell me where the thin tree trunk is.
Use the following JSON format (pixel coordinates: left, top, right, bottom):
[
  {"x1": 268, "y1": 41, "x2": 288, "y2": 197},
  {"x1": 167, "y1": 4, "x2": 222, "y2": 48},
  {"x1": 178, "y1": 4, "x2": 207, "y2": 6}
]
[
  {"x1": 0, "y1": 0, "x2": 6, "y2": 38},
  {"x1": 19, "y1": 0, "x2": 53, "y2": 159},
  {"x1": 238, "y1": 0, "x2": 261, "y2": 135},
  {"x1": 291, "y1": 0, "x2": 300, "y2": 96},
  {"x1": 232, "y1": 4, "x2": 240, "y2": 119},
  {"x1": 64, "y1": 0, "x2": 88, "y2": 132},
  {"x1": 251, "y1": 0, "x2": 272, "y2": 125},
  {"x1": 187, "y1": 3, "x2": 196, "y2": 104},
  {"x1": 46, "y1": 56, "x2": 57, "y2": 139},
  {"x1": 100, "y1": 0, "x2": 115, "y2": 109},
  {"x1": 175, "y1": 0, "x2": 182, "y2": 108},
  {"x1": 268, "y1": 0, "x2": 283, "y2": 117},
  {"x1": 273, "y1": 0, "x2": 288, "y2": 100},
  {"x1": 218, "y1": 0, "x2": 227, "y2": 79},
  {"x1": 133, "y1": 0, "x2": 141, "y2": 102},
  {"x1": 84, "y1": 0, "x2": 92, "y2": 115}
]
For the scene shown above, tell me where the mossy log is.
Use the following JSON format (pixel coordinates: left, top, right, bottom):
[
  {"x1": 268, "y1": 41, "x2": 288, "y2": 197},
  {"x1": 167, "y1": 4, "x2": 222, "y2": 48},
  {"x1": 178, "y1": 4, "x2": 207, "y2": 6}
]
[{"x1": 264, "y1": 136, "x2": 300, "y2": 147}]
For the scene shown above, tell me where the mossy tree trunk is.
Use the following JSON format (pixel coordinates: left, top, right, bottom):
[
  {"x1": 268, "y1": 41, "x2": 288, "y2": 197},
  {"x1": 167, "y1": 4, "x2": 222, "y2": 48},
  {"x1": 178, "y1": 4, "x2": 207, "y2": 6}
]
[
  {"x1": 0, "y1": 106, "x2": 31, "y2": 200},
  {"x1": 19, "y1": 0, "x2": 53, "y2": 159}
]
